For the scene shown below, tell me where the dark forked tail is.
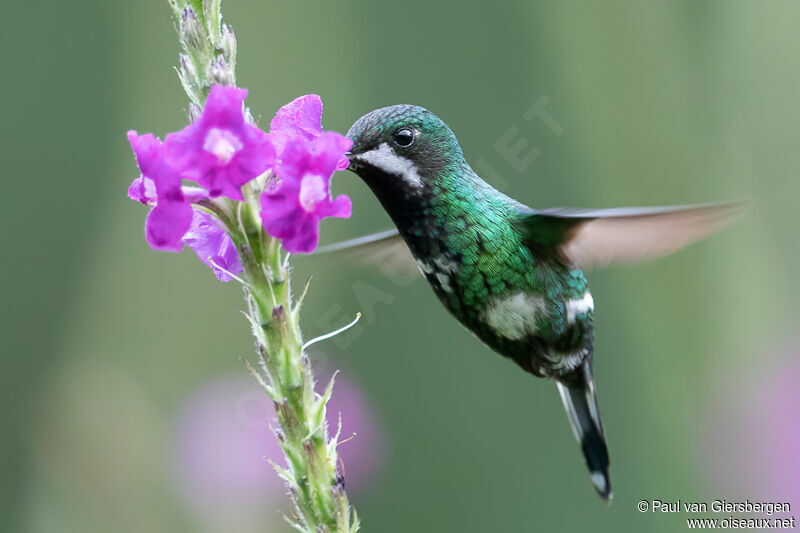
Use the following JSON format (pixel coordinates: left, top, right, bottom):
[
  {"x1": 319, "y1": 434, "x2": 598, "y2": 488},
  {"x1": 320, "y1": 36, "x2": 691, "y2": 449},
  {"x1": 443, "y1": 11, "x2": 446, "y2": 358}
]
[{"x1": 556, "y1": 361, "x2": 612, "y2": 500}]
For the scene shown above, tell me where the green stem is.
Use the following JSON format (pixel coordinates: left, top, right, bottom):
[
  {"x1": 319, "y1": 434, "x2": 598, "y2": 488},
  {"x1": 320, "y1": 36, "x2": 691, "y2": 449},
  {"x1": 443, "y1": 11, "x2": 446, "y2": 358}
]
[
  {"x1": 236, "y1": 192, "x2": 356, "y2": 531},
  {"x1": 166, "y1": 2, "x2": 360, "y2": 530}
]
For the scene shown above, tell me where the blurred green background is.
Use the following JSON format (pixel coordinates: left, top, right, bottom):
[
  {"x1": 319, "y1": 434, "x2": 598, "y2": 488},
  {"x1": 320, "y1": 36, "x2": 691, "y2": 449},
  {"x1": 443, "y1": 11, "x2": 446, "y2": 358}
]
[{"x1": 3, "y1": 1, "x2": 799, "y2": 531}]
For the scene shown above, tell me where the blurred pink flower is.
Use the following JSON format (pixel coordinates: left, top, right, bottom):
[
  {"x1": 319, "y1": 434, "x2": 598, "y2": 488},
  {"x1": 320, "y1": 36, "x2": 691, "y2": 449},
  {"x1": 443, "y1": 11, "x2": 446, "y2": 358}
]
[
  {"x1": 703, "y1": 341, "x2": 800, "y2": 510},
  {"x1": 172, "y1": 371, "x2": 382, "y2": 521}
]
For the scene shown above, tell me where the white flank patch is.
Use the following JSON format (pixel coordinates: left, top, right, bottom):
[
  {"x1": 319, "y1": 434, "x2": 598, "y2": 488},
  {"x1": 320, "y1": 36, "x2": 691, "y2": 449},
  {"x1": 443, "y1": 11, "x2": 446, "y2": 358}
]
[
  {"x1": 435, "y1": 272, "x2": 452, "y2": 293},
  {"x1": 565, "y1": 292, "x2": 594, "y2": 323},
  {"x1": 356, "y1": 142, "x2": 424, "y2": 189},
  {"x1": 433, "y1": 255, "x2": 458, "y2": 273},
  {"x1": 485, "y1": 292, "x2": 547, "y2": 340},
  {"x1": 416, "y1": 260, "x2": 433, "y2": 276},
  {"x1": 416, "y1": 255, "x2": 455, "y2": 293}
]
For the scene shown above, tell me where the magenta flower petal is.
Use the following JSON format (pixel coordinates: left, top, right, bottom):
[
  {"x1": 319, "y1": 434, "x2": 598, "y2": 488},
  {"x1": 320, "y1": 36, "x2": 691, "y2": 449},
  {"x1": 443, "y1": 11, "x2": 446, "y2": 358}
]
[
  {"x1": 276, "y1": 133, "x2": 352, "y2": 186},
  {"x1": 336, "y1": 157, "x2": 350, "y2": 171},
  {"x1": 260, "y1": 195, "x2": 302, "y2": 241},
  {"x1": 128, "y1": 131, "x2": 193, "y2": 252},
  {"x1": 198, "y1": 85, "x2": 250, "y2": 127},
  {"x1": 290, "y1": 217, "x2": 322, "y2": 252},
  {"x1": 308, "y1": 132, "x2": 353, "y2": 177},
  {"x1": 269, "y1": 94, "x2": 323, "y2": 156},
  {"x1": 183, "y1": 209, "x2": 243, "y2": 282},
  {"x1": 164, "y1": 85, "x2": 276, "y2": 201},
  {"x1": 146, "y1": 195, "x2": 193, "y2": 252},
  {"x1": 275, "y1": 137, "x2": 313, "y2": 185},
  {"x1": 317, "y1": 193, "x2": 352, "y2": 219},
  {"x1": 269, "y1": 94, "x2": 349, "y2": 169},
  {"x1": 273, "y1": 211, "x2": 320, "y2": 253},
  {"x1": 260, "y1": 132, "x2": 352, "y2": 254},
  {"x1": 128, "y1": 131, "x2": 165, "y2": 179},
  {"x1": 128, "y1": 176, "x2": 156, "y2": 205}
]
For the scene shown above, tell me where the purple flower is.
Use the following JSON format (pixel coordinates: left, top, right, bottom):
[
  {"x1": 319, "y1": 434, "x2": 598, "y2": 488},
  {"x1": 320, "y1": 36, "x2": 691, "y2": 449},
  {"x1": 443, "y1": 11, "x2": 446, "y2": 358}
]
[
  {"x1": 127, "y1": 141, "x2": 241, "y2": 281},
  {"x1": 260, "y1": 132, "x2": 352, "y2": 253},
  {"x1": 128, "y1": 89, "x2": 354, "y2": 263},
  {"x1": 172, "y1": 373, "x2": 383, "y2": 521},
  {"x1": 126, "y1": 177, "x2": 242, "y2": 282},
  {"x1": 127, "y1": 176, "x2": 156, "y2": 205},
  {"x1": 165, "y1": 85, "x2": 275, "y2": 201},
  {"x1": 183, "y1": 209, "x2": 243, "y2": 282},
  {"x1": 172, "y1": 376, "x2": 286, "y2": 521},
  {"x1": 270, "y1": 94, "x2": 349, "y2": 170},
  {"x1": 128, "y1": 131, "x2": 193, "y2": 252},
  {"x1": 269, "y1": 94, "x2": 324, "y2": 156},
  {"x1": 702, "y1": 341, "x2": 800, "y2": 511}
]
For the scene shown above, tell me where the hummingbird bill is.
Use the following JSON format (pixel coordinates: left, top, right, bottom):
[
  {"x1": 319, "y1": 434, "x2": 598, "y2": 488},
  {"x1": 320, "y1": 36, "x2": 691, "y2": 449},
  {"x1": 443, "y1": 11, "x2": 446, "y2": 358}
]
[{"x1": 325, "y1": 104, "x2": 741, "y2": 500}]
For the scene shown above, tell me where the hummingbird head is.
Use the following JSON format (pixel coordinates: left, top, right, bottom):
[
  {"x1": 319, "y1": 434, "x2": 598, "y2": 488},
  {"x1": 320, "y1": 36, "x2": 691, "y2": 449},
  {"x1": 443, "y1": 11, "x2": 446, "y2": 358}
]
[{"x1": 345, "y1": 105, "x2": 465, "y2": 201}]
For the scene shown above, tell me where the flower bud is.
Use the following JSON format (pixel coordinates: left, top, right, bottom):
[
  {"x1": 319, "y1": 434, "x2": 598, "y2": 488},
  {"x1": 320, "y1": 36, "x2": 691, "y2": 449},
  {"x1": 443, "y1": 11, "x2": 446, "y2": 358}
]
[
  {"x1": 181, "y1": 7, "x2": 208, "y2": 52},
  {"x1": 221, "y1": 24, "x2": 237, "y2": 63},
  {"x1": 188, "y1": 102, "x2": 202, "y2": 122},
  {"x1": 178, "y1": 53, "x2": 199, "y2": 88},
  {"x1": 209, "y1": 57, "x2": 235, "y2": 86}
]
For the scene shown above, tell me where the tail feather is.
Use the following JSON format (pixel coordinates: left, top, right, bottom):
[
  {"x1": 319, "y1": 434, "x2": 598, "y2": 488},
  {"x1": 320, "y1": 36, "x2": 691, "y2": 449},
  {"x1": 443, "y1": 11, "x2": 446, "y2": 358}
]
[{"x1": 556, "y1": 362, "x2": 612, "y2": 500}]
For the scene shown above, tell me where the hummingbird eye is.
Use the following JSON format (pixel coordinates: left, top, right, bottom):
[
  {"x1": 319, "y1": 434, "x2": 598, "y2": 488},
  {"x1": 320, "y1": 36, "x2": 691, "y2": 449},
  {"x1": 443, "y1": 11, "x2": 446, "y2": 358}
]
[{"x1": 393, "y1": 128, "x2": 415, "y2": 148}]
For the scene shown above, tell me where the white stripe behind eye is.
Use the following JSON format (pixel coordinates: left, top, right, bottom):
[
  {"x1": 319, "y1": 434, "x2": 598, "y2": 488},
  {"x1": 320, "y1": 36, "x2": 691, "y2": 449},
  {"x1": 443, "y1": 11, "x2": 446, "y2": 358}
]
[{"x1": 356, "y1": 142, "x2": 424, "y2": 189}]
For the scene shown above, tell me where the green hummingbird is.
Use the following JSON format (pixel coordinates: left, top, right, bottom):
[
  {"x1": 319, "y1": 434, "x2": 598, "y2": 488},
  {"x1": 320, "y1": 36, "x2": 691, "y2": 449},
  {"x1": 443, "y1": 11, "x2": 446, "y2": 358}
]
[{"x1": 331, "y1": 104, "x2": 739, "y2": 500}]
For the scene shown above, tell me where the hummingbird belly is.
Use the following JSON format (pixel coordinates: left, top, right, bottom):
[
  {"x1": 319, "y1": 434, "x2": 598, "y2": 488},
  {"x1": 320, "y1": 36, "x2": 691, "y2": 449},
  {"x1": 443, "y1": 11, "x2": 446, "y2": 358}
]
[
  {"x1": 415, "y1": 250, "x2": 595, "y2": 378},
  {"x1": 474, "y1": 289, "x2": 595, "y2": 377}
]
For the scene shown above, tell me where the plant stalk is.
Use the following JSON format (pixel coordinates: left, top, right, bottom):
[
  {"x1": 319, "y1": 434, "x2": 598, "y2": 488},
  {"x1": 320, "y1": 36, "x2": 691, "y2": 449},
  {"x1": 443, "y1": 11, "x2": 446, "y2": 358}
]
[{"x1": 167, "y1": 1, "x2": 359, "y2": 530}]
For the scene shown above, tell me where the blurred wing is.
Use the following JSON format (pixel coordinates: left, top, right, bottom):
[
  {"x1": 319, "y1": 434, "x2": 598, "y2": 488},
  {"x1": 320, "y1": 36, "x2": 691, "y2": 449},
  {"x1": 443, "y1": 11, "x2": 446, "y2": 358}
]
[
  {"x1": 514, "y1": 202, "x2": 744, "y2": 269},
  {"x1": 312, "y1": 228, "x2": 420, "y2": 280},
  {"x1": 314, "y1": 228, "x2": 401, "y2": 254}
]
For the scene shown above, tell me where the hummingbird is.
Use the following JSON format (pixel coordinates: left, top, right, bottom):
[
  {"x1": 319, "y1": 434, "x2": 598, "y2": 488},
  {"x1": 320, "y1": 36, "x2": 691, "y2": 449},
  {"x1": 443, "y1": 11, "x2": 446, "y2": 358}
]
[{"x1": 329, "y1": 104, "x2": 739, "y2": 500}]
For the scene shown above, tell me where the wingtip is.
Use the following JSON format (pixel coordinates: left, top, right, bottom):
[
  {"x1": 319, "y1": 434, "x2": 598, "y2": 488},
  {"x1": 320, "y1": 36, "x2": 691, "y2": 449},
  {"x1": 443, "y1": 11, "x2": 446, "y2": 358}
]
[
  {"x1": 708, "y1": 199, "x2": 749, "y2": 222},
  {"x1": 691, "y1": 199, "x2": 749, "y2": 238}
]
